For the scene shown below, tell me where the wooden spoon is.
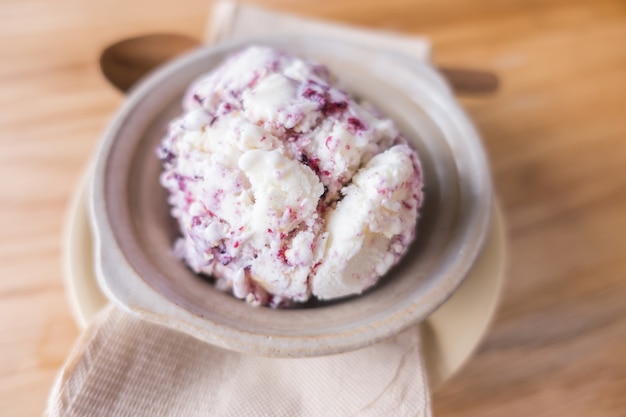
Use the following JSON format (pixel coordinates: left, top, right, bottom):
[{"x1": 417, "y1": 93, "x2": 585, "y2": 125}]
[{"x1": 100, "y1": 33, "x2": 499, "y2": 94}]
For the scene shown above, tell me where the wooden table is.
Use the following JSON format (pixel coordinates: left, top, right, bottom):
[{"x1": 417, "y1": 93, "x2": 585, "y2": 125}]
[{"x1": 1, "y1": 0, "x2": 625, "y2": 415}]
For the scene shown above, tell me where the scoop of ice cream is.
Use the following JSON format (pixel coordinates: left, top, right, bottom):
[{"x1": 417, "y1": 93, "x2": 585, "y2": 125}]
[{"x1": 159, "y1": 46, "x2": 424, "y2": 307}]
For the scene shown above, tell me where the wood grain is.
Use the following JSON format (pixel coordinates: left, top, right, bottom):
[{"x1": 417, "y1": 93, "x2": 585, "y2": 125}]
[{"x1": 1, "y1": 0, "x2": 625, "y2": 415}]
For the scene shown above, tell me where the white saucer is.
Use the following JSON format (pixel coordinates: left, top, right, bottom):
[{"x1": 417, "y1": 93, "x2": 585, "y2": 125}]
[{"x1": 62, "y1": 174, "x2": 505, "y2": 389}]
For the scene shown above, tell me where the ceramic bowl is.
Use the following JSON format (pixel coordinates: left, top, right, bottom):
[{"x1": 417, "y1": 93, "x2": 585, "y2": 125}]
[{"x1": 90, "y1": 36, "x2": 493, "y2": 357}]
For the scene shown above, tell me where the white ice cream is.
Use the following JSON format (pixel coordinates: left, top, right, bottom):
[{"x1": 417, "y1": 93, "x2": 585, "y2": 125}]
[{"x1": 159, "y1": 46, "x2": 424, "y2": 306}]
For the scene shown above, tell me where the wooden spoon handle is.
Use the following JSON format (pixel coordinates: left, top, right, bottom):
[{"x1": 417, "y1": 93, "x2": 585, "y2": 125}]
[
  {"x1": 437, "y1": 67, "x2": 500, "y2": 94},
  {"x1": 99, "y1": 33, "x2": 499, "y2": 95}
]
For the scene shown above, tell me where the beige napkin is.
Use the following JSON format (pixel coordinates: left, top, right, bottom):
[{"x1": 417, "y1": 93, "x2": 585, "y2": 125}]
[
  {"x1": 47, "y1": 3, "x2": 433, "y2": 416},
  {"x1": 48, "y1": 305, "x2": 430, "y2": 416},
  {"x1": 206, "y1": 0, "x2": 430, "y2": 60}
]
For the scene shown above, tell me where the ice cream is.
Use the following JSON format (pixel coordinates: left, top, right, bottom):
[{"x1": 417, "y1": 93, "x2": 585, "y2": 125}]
[{"x1": 158, "y1": 46, "x2": 424, "y2": 307}]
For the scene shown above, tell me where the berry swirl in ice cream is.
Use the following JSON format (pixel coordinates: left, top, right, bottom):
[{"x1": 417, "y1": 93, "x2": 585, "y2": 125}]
[{"x1": 158, "y1": 46, "x2": 424, "y2": 307}]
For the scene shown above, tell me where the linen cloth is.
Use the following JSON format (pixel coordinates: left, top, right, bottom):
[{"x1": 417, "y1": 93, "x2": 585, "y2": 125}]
[{"x1": 48, "y1": 305, "x2": 431, "y2": 416}]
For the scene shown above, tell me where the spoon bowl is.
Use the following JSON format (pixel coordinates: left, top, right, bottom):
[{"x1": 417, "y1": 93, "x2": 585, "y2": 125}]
[{"x1": 100, "y1": 33, "x2": 199, "y2": 92}]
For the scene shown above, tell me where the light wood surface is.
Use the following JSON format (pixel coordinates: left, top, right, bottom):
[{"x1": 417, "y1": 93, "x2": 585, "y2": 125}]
[{"x1": 1, "y1": 0, "x2": 625, "y2": 415}]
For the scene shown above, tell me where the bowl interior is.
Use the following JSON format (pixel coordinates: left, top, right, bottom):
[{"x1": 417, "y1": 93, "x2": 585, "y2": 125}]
[{"x1": 96, "y1": 37, "x2": 492, "y2": 355}]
